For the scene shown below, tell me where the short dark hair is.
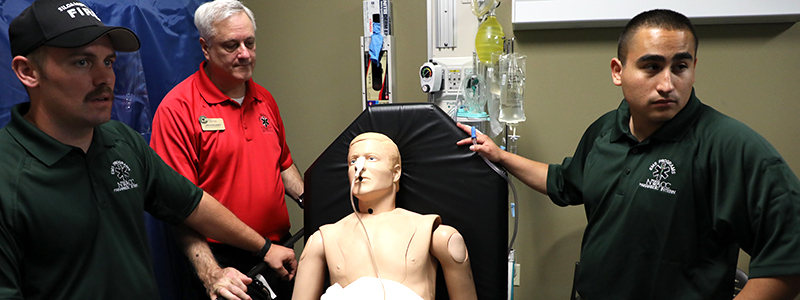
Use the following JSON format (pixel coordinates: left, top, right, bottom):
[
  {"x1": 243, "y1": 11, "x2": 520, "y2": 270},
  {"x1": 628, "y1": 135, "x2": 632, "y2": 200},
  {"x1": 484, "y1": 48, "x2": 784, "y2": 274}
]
[
  {"x1": 24, "y1": 46, "x2": 49, "y2": 79},
  {"x1": 617, "y1": 9, "x2": 698, "y2": 65}
]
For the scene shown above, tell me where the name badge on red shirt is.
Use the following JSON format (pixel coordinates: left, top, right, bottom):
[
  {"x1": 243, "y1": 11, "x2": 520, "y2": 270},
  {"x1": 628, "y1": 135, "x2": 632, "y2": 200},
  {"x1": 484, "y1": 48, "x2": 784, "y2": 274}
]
[{"x1": 199, "y1": 115, "x2": 225, "y2": 131}]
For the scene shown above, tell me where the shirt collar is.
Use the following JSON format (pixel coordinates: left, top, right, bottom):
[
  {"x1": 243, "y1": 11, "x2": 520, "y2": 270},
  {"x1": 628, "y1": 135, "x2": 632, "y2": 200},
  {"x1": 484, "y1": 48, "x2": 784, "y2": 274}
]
[
  {"x1": 90, "y1": 122, "x2": 117, "y2": 152},
  {"x1": 5, "y1": 102, "x2": 113, "y2": 166},
  {"x1": 196, "y1": 61, "x2": 260, "y2": 105},
  {"x1": 610, "y1": 88, "x2": 702, "y2": 143}
]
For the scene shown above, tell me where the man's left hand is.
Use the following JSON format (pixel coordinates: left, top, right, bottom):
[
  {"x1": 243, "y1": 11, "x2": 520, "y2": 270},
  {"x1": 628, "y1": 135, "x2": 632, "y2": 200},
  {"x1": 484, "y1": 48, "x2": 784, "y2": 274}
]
[{"x1": 206, "y1": 267, "x2": 252, "y2": 300}]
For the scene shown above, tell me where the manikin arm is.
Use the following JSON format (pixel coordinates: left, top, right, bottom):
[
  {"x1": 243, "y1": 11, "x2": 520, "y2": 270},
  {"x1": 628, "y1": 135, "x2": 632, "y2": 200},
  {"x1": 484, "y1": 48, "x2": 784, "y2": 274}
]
[
  {"x1": 291, "y1": 230, "x2": 328, "y2": 300},
  {"x1": 431, "y1": 225, "x2": 478, "y2": 300}
]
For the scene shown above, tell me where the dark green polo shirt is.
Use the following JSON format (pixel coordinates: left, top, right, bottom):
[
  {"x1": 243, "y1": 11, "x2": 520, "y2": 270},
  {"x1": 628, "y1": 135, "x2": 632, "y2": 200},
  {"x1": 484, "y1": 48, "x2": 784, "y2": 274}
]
[
  {"x1": 0, "y1": 103, "x2": 203, "y2": 299},
  {"x1": 547, "y1": 91, "x2": 800, "y2": 300}
]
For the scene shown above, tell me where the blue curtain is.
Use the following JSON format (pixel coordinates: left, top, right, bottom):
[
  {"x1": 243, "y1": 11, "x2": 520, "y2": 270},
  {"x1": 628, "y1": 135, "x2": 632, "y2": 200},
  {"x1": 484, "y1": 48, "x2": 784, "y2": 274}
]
[{"x1": 1, "y1": 1, "x2": 206, "y2": 299}]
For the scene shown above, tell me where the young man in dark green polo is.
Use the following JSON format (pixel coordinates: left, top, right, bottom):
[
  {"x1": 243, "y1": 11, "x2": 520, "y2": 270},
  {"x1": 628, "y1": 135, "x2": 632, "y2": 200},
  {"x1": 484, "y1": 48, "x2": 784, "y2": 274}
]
[
  {"x1": 0, "y1": 0, "x2": 295, "y2": 299},
  {"x1": 458, "y1": 9, "x2": 800, "y2": 300}
]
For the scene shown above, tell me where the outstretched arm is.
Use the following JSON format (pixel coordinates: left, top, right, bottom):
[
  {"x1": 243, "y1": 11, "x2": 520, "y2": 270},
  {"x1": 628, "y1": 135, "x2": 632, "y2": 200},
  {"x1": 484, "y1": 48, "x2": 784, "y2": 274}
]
[
  {"x1": 431, "y1": 225, "x2": 478, "y2": 300},
  {"x1": 182, "y1": 192, "x2": 297, "y2": 280},
  {"x1": 455, "y1": 122, "x2": 549, "y2": 194},
  {"x1": 292, "y1": 231, "x2": 328, "y2": 300}
]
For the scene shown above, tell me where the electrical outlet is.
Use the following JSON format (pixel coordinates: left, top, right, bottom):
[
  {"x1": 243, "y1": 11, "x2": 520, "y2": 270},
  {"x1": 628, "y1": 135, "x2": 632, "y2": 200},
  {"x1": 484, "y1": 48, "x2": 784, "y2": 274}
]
[
  {"x1": 448, "y1": 69, "x2": 462, "y2": 91},
  {"x1": 445, "y1": 66, "x2": 473, "y2": 91},
  {"x1": 514, "y1": 263, "x2": 521, "y2": 286}
]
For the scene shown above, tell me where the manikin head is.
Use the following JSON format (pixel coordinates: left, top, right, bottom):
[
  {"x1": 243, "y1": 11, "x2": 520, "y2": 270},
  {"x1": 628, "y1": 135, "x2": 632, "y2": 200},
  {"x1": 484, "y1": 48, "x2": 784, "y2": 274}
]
[{"x1": 347, "y1": 132, "x2": 402, "y2": 212}]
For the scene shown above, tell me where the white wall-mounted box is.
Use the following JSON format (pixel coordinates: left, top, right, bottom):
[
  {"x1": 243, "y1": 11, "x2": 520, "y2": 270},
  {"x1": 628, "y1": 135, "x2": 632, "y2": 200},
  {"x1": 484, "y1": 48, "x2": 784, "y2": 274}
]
[{"x1": 513, "y1": 0, "x2": 800, "y2": 30}]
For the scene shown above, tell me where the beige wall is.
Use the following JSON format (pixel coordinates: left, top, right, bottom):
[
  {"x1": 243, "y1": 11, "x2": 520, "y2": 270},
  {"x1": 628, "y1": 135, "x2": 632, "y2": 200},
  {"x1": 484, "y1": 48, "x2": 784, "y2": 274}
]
[{"x1": 248, "y1": 1, "x2": 800, "y2": 299}]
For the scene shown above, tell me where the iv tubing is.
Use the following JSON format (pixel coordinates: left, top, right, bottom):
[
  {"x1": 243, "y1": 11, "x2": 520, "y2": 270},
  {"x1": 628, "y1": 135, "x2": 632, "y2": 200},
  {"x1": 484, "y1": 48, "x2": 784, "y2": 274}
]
[
  {"x1": 472, "y1": 126, "x2": 519, "y2": 256},
  {"x1": 350, "y1": 158, "x2": 387, "y2": 299}
]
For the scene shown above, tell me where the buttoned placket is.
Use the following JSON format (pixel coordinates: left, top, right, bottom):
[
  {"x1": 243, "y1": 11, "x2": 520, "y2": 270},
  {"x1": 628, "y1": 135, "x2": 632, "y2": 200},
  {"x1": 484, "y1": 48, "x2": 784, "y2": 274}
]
[{"x1": 241, "y1": 98, "x2": 254, "y2": 141}]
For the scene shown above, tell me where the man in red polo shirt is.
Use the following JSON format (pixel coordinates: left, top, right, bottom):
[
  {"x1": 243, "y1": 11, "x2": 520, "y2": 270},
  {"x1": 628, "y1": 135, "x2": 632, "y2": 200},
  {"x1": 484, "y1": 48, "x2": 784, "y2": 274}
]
[{"x1": 150, "y1": 0, "x2": 304, "y2": 299}]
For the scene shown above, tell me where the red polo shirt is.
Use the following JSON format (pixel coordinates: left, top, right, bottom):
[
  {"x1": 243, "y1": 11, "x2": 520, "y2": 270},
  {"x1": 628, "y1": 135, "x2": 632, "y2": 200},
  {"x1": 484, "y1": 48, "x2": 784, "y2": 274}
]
[{"x1": 151, "y1": 62, "x2": 292, "y2": 242}]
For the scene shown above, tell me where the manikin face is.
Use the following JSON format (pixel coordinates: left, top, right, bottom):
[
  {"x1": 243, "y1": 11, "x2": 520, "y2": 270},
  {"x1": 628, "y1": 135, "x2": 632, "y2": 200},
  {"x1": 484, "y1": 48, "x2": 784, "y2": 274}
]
[
  {"x1": 347, "y1": 137, "x2": 401, "y2": 202},
  {"x1": 35, "y1": 36, "x2": 117, "y2": 129},
  {"x1": 612, "y1": 27, "x2": 697, "y2": 129},
  {"x1": 201, "y1": 11, "x2": 256, "y2": 84}
]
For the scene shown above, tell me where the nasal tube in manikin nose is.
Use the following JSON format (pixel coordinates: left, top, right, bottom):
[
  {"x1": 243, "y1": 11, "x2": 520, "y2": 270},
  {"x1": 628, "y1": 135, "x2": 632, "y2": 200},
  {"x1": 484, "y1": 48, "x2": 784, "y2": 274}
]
[{"x1": 354, "y1": 156, "x2": 366, "y2": 178}]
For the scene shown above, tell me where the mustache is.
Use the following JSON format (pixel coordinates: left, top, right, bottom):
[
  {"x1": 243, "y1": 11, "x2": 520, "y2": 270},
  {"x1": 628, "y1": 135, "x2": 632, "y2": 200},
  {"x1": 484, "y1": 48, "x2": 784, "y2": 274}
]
[{"x1": 84, "y1": 85, "x2": 114, "y2": 102}]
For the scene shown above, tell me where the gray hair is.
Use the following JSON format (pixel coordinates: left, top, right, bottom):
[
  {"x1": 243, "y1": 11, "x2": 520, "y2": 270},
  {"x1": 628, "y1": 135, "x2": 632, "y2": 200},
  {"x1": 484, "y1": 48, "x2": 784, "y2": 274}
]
[{"x1": 194, "y1": 0, "x2": 257, "y2": 42}]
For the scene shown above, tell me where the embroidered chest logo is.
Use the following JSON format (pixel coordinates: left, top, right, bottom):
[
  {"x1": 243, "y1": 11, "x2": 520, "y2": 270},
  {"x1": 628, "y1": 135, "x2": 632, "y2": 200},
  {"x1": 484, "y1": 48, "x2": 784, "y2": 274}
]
[
  {"x1": 259, "y1": 114, "x2": 269, "y2": 131},
  {"x1": 111, "y1": 160, "x2": 139, "y2": 192},
  {"x1": 638, "y1": 159, "x2": 677, "y2": 195}
]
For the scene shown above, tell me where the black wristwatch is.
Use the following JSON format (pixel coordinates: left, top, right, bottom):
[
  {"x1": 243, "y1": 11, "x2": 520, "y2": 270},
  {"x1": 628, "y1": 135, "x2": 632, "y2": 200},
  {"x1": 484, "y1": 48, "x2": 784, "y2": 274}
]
[
  {"x1": 294, "y1": 193, "x2": 304, "y2": 209},
  {"x1": 253, "y1": 239, "x2": 271, "y2": 258}
]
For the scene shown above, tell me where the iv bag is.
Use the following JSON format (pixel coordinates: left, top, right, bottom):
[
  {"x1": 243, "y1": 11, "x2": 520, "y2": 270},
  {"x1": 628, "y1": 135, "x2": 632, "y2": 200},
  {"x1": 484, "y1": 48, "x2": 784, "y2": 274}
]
[{"x1": 498, "y1": 53, "x2": 527, "y2": 124}]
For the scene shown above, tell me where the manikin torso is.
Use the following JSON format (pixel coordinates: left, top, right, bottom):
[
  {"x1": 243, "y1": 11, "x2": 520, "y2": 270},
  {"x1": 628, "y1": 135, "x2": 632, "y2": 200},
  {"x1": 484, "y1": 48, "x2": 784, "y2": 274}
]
[{"x1": 319, "y1": 208, "x2": 441, "y2": 300}]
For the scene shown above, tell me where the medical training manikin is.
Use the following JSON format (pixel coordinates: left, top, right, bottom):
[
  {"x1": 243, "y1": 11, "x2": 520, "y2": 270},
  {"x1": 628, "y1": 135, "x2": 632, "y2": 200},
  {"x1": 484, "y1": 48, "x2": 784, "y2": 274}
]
[{"x1": 292, "y1": 132, "x2": 478, "y2": 300}]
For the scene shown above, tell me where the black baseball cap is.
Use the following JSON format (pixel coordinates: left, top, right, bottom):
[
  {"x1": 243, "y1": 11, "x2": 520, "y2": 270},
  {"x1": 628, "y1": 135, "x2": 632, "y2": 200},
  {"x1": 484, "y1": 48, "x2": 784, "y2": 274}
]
[{"x1": 9, "y1": 0, "x2": 140, "y2": 57}]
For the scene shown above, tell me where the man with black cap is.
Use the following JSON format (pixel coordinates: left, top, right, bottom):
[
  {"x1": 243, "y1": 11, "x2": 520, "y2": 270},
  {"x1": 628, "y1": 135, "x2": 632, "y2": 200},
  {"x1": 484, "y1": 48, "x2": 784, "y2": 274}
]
[{"x1": 0, "y1": 0, "x2": 295, "y2": 299}]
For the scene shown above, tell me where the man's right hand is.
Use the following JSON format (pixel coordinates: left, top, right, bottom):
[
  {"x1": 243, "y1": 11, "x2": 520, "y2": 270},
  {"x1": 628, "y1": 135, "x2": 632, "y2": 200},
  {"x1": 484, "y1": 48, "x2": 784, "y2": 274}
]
[
  {"x1": 455, "y1": 122, "x2": 506, "y2": 163},
  {"x1": 205, "y1": 267, "x2": 252, "y2": 300},
  {"x1": 263, "y1": 244, "x2": 297, "y2": 281},
  {"x1": 455, "y1": 122, "x2": 551, "y2": 194}
]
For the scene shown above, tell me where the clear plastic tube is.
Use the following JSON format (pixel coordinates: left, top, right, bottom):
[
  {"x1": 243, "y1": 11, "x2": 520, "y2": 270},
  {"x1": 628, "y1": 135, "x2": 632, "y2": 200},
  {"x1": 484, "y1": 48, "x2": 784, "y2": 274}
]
[
  {"x1": 472, "y1": 126, "x2": 519, "y2": 255},
  {"x1": 349, "y1": 162, "x2": 386, "y2": 299}
]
